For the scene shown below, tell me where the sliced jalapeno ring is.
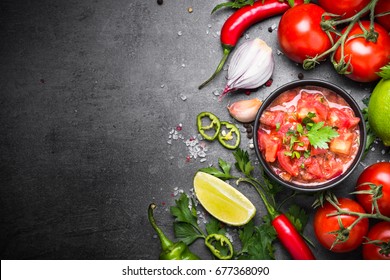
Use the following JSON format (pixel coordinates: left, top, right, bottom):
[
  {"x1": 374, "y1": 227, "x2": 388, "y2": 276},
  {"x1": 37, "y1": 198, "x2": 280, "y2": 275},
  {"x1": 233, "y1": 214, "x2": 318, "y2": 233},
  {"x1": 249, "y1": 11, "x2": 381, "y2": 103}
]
[
  {"x1": 197, "y1": 112, "x2": 221, "y2": 141},
  {"x1": 218, "y1": 121, "x2": 240, "y2": 150},
  {"x1": 205, "y1": 233, "x2": 234, "y2": 260}
]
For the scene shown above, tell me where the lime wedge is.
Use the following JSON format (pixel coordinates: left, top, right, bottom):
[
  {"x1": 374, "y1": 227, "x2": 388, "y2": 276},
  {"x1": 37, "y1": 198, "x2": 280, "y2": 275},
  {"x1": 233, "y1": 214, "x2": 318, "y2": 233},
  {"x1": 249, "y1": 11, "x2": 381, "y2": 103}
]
[{"x1": 193, "y1": 171, "x2": 256, "y2": 226}]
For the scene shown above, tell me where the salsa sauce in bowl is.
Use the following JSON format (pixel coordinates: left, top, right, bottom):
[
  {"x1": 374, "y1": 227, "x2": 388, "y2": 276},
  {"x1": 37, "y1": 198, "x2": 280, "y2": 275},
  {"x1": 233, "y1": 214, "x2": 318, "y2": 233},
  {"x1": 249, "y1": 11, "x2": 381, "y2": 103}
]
[{"x1": 254, "y1": 80, "x2": 366, "y2": 191}]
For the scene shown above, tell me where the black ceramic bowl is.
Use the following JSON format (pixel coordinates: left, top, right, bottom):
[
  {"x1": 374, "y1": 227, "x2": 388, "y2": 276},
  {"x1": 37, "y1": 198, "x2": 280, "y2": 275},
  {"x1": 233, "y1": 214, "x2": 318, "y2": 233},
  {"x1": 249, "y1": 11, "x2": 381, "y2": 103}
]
[{"x1": 253, "y1": 79, "x2": 366, "y2": 192}]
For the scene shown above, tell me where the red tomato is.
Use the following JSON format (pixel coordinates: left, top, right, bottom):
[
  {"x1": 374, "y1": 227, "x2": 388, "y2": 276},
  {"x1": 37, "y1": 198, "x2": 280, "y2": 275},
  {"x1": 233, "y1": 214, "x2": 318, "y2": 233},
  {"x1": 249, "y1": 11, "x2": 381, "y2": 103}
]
[
  {"x1": 259, "y1": 111, "x2": 285, "y2": 128},
  {"x1": 296, "y1": 92, "x2": 328, "y2": 122},
  {"x1": 334, "y1": 21, "x2": 390, "y2": 82},
  {"x1": 327, "y1": 108, "x2": 360, "y2": 129},
  {"x1": 319, "y1": 154, "x2": 343, "y2": 180},
  {"x1": 318, "y1": 0, "x2": 370, "y2": 19},
  {"x1": 277, "y1": 150, "x2": 299, "y2": 176},
  {"x1": 314, "y1": 198, "x2": 369, "y2": 253},
  {"x1": 329, "y1": 130, "x2": 354, "y2": 156},
  {"x1": 375, "y1": 0, "x2": 390, "y2": 31},
  {"x1": 362, "y1": 221, "x2": 390, "y2": 260},
  {"x1": 355, "y1": 162, "x2": 390, "y2": 217},
  {"x1": 257, "y1": 130, "x2": 281, "y2": 163},
  {"x1": 277, "y1": 3, "x2": 333, "y2": 64},
  {"x1": 304, "y1": 157, "x2": 324, "y2": 179}
]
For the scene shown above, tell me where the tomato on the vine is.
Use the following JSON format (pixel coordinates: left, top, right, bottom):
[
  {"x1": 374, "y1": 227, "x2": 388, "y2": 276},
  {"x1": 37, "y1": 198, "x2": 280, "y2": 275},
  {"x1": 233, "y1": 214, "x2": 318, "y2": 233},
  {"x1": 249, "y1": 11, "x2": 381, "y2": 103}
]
[
  {"x1": 362, "y1": 221, "x2": 390, "y2": 260},
  {"x1": 313, "y1": 198, "x2": 369, "y2": 253},
  {"x1": 318, "y1": 0, "x2": 370, "y2": 19},
  {"x1": 277, "y1": 3, "x2": 333, "y2": 64},
  {"x1": 355, "y1": 162, "x2": 390, "y2": 217},
  {"x1": 333, "y1": 21, "x2": 390, "y2": 82},
  {"x1": 375, "y1": 0, "x2": 390, "y2": 31}
]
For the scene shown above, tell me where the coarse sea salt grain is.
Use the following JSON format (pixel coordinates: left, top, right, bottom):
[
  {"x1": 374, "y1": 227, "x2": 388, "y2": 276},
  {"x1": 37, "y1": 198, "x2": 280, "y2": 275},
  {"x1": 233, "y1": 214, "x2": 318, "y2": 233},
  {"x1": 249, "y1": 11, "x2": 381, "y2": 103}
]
[{"x1": 167, "y1": 125, "x2": 208, "y2": 162}]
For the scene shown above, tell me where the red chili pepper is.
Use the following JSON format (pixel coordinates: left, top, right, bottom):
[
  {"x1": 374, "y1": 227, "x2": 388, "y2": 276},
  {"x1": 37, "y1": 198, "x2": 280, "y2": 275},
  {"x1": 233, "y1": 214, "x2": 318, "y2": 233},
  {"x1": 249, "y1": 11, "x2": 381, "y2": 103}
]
[
  {"x1": 199, "y1": 0, "x2": 304, "y2": 89},
  {"x1": 255, "y1": 181, "x2": 316, "y2": 260},
  {"x1": 272, "y1": 214, "x2": 316, "y2": 260}
]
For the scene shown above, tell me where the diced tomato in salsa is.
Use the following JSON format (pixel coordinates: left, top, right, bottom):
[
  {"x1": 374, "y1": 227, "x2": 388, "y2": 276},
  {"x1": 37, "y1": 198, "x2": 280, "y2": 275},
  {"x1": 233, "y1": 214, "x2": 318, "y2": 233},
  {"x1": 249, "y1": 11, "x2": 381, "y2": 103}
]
[
  {"x1": 297, "y1": 91, "x2": 328, "y2": 122},
  {"x1": 257, "y1": 86, "x2": 360, "y2": 185},
  {"x1": 327, "y1": 107, "x2": 360, "y2": 129},
  {"x1": 277, "y1": 150, "x2": 299, "y2": 177},
  {"x1": 310, "y1": 147, "x2": 328, "y2": 156},
  {"x1": 320, "y1": 154, "x2": 344, "y2": 180},
  {"x1": 259, "y1": 111, "x2": 285, "y2": 128},
  {"x1": 293, "y1": 136, "x2": 310, "y2": 151},
  {"x1": 304, "y1": 157, "x2": 324, "y2": 179},
  {"x1": 330, "y1": 129, "x2": 354, "y2": 156},
  {"x1": 257, "y1": 130, "x2": 282, "y2": 163}
]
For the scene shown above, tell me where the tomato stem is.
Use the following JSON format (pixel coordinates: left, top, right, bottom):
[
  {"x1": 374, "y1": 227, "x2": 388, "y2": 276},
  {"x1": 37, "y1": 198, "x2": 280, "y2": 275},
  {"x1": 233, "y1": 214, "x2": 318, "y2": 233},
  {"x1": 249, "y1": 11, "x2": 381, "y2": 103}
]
[
  {"x1": 303, "y1": 0, "x2": 380, "y2": 72},
  {"x1": 325, "y1": 195, "x2": 390, "y2": 222}
]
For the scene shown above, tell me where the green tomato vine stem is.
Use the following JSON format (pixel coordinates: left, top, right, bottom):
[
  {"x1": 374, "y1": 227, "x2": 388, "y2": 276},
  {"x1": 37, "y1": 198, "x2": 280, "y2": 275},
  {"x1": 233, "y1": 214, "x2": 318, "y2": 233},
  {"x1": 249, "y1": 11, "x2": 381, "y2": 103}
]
[
  {"x1": 325, "y1": 195, "x2": 390, "y2": 223},
  {"x1": 303, "y1": 0, "x2": 380, "y2": 72}
]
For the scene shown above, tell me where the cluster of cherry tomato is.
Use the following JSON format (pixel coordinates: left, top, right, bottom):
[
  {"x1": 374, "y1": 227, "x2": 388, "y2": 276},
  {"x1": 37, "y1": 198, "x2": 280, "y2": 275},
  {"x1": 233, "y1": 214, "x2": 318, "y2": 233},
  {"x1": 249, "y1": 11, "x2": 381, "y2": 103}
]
[
  {"x1": 277, "y1": 0, "x2": 390, "y2": 82},
  {"x1": 313, "y1": 162, "x2": 390, "y2": 260}
]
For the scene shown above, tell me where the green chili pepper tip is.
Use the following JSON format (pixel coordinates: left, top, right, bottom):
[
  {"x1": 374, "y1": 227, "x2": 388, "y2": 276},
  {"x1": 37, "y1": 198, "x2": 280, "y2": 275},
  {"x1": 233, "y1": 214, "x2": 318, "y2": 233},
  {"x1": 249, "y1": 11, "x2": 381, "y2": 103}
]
[{"x1": 148, "y1": 203, "x2": 200, "y2": 260}]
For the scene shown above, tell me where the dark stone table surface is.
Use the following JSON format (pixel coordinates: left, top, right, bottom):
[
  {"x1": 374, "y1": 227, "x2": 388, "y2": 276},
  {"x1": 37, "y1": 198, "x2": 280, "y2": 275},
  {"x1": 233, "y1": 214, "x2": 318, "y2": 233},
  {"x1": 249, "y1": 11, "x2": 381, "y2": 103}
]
[{"x1": 1, "y1": 0, "x2": 388, "y2": 260}]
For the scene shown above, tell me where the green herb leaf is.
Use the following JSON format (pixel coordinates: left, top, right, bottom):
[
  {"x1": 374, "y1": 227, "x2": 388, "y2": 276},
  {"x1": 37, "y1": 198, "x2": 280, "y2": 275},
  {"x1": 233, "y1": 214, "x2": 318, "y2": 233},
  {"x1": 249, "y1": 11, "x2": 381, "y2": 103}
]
[
  {"x1": 306, "y1": 121, "x2": 339, "y2": 149},
  {"x1": 287, "y1": 0, "x2": 295, "y2": 8},
  {"x1": 302, "y1": 112, "x2": 316, "y2": 125},
  {"x1": 377, "y1": 63, "x2": 390, "y2": 80},
  {"x1": 205, "y1": 216, "x2": 226, "y2": 235},
  {"x1": 236, "y1": 217, "x2": 277, "y2": 260},
  {"x1": 170, "y1": 193, "x2": 199, "y2": 230},
  {"x1": 233, "y1": 148, "x2": 254, "y2": 177},
  {"x1": 275, "y1": 122, "x2": 281, "y2": 131},
  {"x1": 211, "y1": 0, "x2": 254, "y2": 14},
  {"x1": 285, "y1": 204, "x2": 309, "y2": 233},
  {"x1": 362, "y1": 107, "x2": 376, "y2": 156},
  {"x1": 173, "y1": 222, "x2": 203, "y2": 245},
  {"x1": 198, "y1": 158, "x2": 236, "y2": 180},
  {"x1": 261, "y1": 169, "x2": 283, "y2": 197}
]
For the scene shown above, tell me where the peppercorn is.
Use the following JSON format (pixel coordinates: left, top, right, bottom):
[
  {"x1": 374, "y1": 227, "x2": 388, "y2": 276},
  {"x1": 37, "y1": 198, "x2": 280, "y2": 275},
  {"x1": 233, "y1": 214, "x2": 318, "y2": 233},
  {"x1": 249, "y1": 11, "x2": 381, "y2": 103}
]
[{"x1": 157, "y1": 0, "x2": 163, "y2": 5}]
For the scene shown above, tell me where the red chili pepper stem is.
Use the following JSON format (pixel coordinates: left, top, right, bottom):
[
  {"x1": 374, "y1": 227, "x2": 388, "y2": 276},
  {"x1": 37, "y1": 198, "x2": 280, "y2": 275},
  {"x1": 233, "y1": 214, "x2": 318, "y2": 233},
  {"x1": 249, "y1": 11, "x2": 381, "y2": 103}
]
[
  {"x1": 198, "y1": 46, "x2": 232, "y2": 90},
  {"x1": 239, "y1": 177, "x2": 316, "y2": 260}
]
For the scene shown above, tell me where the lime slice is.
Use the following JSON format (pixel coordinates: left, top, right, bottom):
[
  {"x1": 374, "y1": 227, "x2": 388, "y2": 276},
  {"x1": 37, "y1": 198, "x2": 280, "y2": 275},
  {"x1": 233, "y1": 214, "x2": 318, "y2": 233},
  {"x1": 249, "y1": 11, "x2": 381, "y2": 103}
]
[{"x1": 193, "y1": 171, "x2": 256, "y2": 226}]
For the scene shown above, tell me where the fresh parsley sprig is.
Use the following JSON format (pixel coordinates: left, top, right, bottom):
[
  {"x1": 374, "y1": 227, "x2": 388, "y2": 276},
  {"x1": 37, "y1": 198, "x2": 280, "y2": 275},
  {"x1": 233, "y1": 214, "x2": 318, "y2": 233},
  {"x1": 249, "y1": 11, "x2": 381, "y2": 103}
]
[
  {"x1": 306, "y1": 121, "x2": 339, "y2": 149},
  {"x1": 377, "y1": 63, "x2": 390, "y2": 80},
  {"x1": 211, "y1": 0, "x2": 254, "y2": 14}
]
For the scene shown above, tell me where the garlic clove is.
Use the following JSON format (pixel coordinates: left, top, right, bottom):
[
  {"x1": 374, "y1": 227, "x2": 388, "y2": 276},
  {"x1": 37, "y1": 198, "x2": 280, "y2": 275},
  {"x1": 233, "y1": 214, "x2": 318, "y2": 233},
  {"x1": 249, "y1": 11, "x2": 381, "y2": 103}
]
[
  {"x1": 225, "y1": 38, "x2": 274, "y2": 95},
  {"x1": 227, "y1": 98, "x2": 263, "y2": 123}
]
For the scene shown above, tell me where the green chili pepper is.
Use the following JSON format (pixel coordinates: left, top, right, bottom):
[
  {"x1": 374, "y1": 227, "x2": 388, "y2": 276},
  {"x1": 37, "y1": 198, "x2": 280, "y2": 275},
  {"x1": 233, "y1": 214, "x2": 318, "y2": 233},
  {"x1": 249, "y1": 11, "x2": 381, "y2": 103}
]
[
  {"x1": 148, "y1": 203, "x2": 200, "y2": 260},
  {"x1": 205, "y1": 233, "x2": 234, "y2": 260},
  {"x1": 218, "y1": 121, "x2": 240, "y2": 150},
  {"x1": 197, "y1": 112, "x2": 221, "y2": 141}
]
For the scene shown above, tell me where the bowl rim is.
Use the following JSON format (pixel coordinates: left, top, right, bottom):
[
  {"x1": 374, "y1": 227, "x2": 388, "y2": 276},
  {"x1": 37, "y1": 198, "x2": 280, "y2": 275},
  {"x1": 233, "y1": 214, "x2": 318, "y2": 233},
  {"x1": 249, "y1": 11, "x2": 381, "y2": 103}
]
[{"x1": 253, "y1": 79, "x2": 367, "y2": 192}]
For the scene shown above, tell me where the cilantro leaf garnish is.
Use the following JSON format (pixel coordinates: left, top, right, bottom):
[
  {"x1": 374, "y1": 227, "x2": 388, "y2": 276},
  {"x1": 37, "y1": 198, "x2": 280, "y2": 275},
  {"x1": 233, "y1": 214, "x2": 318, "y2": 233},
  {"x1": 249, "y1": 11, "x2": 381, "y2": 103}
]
[
  {"x1": 233, "y1": 149, "x2": 254, "y2": 177},
  {"x1": 285, "y1": 204, "x2": 309, "y2": 233},
  {"x1": 377, "y1": 63, "x2": 390, "y2": 80},
  {"x1": 306, "y1": 121, "x2": 339, "y2": 149},
  {"x1": 198, "y1": 158, "x2": 236, "y2": 180},
  {"x1": 173, "y1": 221, "x2": 203, "y2": 245},
  {"x1": 302, "y1": 112, "x2": 316, "y2": 125},
  {"x1": 236, "y1": 217, "x2": 277, "y2": 260},
  {"x1": 211, "y1": 0, "x2": 254, "y2": 14},
  {"x1": 170, "y1": 194, "x2": 200, "y2": 232}
]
